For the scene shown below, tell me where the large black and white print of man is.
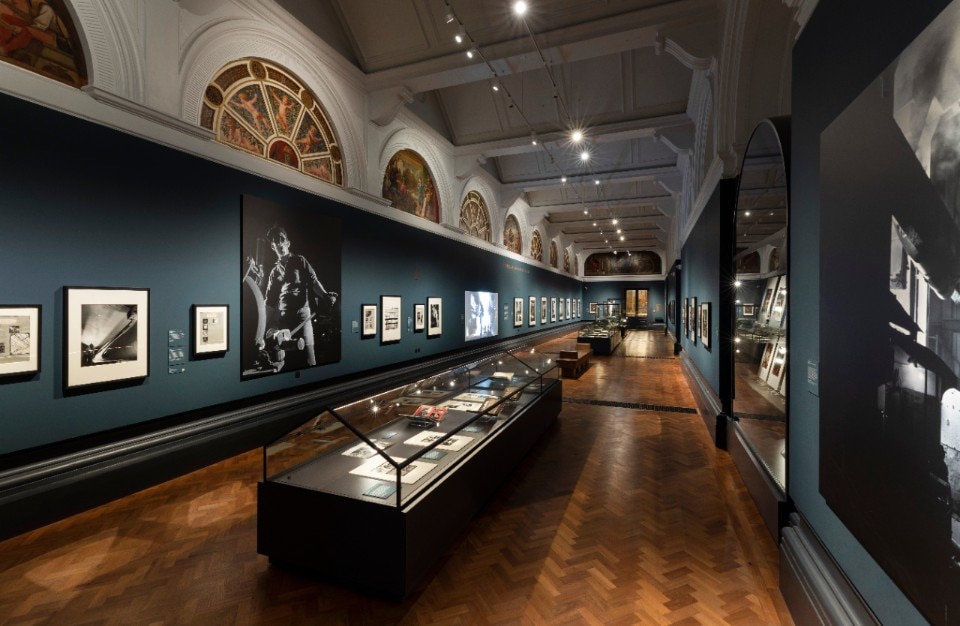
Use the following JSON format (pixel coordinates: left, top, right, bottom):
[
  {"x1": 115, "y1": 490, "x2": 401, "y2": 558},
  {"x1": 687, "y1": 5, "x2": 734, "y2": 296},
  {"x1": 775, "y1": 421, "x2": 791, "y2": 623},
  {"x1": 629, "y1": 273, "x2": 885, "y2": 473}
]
[{"x1": 242, "y1": 195, "x2": 341, "y2": 377}]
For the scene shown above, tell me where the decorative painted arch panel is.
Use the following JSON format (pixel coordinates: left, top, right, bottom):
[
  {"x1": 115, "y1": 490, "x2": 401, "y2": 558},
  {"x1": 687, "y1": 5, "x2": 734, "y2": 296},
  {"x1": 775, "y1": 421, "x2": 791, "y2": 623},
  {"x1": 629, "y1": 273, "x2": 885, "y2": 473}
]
[
  {"x1": 530, "y1": 230, "x2": 543, "y2": 262},
  {"x1": 503, "y1": 215, "x2": 521, "y2": 253},
  {"x1": 460, "y1": 191, "x2": 491, "y2": 242},
  {"x1": 0, "y1": 0, "x2": 86, "y2": 87},
  {"x1": 549, "y1": 241, "x2": 558, "y2": 268},
  {"x1": 584, "y1": 251, "x2": 662, "y2": 276},
  {"x1": 201, "y1": 58, "x2": 343, "y2": 185},
  {"x1": 382, "y1": 149, "x2": 440, "y2": 223},
  {"x1": 563, "y1": 249, "x2": 571, "y2": 273}
]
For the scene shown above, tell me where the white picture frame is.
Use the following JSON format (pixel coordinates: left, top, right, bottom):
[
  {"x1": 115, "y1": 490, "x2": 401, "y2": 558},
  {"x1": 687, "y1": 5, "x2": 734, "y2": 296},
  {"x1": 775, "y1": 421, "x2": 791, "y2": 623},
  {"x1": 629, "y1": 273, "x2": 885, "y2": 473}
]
[{"x1": 381, "y1": 295, "x2": 402, "y2": 343}]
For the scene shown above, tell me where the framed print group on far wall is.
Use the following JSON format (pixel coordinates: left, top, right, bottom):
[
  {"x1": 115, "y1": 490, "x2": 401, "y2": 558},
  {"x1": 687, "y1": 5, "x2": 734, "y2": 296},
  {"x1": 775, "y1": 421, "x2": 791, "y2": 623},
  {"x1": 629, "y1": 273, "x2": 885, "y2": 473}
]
[
  {"x1": 64, "y1": 287, "x2": 149, "y2": 391},
  {"x1": 0, "y1": 305, "x2": 40, "y2": 378}
]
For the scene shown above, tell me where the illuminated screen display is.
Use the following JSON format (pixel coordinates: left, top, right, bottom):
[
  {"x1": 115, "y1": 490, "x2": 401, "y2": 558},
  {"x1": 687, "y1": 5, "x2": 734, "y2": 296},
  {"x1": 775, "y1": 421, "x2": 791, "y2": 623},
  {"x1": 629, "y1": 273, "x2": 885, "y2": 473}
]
[{"x1": 464, "y1": 291, "x2": 498, "y2": 341}]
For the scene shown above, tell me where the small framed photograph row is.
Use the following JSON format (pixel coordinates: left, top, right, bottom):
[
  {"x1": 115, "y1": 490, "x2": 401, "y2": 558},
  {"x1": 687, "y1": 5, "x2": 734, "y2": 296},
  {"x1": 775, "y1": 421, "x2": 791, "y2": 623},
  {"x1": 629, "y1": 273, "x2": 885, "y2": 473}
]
[{"x1": 361, "y1": 297, "x2": 443, "y2": 341}]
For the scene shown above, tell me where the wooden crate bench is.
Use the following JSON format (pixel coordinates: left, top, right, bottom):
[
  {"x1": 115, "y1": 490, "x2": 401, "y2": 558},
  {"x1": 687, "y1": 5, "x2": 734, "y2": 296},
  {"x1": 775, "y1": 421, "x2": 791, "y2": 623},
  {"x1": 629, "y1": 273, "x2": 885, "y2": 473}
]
[{"x1": 557, "y1": 344, "x2": 592, "y2": 379}]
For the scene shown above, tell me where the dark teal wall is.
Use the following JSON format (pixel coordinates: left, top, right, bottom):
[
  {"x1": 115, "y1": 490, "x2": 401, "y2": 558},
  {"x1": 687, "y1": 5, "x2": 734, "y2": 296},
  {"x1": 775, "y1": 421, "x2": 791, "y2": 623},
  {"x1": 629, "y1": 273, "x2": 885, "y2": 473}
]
[
  {"x1": 680, "y1": 182, "x2": 729, "y2": 394},
  {"x1": 0, "y1": 92, "x2": 581, "y2": 456},
  {"x1": 792, "y1": 1, "x2": 948, "y2": 623}
]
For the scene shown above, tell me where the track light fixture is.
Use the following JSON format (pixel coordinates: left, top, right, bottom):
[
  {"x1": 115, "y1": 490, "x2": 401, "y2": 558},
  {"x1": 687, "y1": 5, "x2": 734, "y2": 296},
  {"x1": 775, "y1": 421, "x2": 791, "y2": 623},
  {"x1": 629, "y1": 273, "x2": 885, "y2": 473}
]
[{"x1": 513, "y1": 1, "x2": 528, "y2": 17}]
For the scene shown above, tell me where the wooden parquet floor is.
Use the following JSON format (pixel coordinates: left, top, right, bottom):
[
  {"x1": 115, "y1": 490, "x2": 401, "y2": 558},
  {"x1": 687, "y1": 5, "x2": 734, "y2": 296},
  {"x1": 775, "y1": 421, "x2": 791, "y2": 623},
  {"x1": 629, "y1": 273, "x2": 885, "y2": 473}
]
[{"x1": 0, "y1": 330, "x2": 793, "y2": 625}]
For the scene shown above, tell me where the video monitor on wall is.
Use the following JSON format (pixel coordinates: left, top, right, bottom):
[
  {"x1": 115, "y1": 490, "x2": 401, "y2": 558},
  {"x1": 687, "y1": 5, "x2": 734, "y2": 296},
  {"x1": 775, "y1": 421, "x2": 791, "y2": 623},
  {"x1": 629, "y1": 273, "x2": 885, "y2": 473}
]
[{"x1": 465, "y1": 291, "x2": 498, "y2": 341}]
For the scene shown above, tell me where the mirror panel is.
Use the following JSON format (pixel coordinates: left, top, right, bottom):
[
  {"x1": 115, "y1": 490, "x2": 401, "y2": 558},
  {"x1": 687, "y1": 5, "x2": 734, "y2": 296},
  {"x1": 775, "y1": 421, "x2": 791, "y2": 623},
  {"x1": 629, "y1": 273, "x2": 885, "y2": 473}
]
[{"x1": 732, "y1": 120, "x2": 788, "y2": 493}]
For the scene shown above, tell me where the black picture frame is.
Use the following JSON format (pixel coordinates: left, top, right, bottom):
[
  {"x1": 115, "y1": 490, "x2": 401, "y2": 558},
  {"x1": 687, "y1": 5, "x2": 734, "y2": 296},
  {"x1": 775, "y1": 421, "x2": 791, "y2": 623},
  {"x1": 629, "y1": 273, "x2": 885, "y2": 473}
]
[
  {"x1": 381, "y1": 296, "x2": 402, "y2": 344},
  {"x1": 64, "y1": 286, "x2": 149, "y2": 391},
  {"x1": 414, "y1": 303, "x2": 425, "y2": 332},
  {"x1": 361, "y1": 304, "x2": 377, "y2": 338},
  {"x1": 192, "y1": 304, "x2": 229, "y2": 357}
]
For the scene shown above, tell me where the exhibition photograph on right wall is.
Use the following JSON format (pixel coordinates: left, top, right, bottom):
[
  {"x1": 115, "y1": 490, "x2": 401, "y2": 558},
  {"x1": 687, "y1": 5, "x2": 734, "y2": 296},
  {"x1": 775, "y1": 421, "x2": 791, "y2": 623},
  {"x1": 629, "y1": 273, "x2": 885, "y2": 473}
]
[{"x1": 820, "y1": 2, "x2": 960, "y2": 622}]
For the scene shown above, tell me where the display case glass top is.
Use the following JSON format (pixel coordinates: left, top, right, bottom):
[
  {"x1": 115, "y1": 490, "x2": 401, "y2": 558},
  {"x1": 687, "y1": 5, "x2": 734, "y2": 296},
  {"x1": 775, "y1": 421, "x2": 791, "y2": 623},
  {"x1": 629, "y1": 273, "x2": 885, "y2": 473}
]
[{"x1": 263, "y1": 346, "x2": 558, "y2": 508}]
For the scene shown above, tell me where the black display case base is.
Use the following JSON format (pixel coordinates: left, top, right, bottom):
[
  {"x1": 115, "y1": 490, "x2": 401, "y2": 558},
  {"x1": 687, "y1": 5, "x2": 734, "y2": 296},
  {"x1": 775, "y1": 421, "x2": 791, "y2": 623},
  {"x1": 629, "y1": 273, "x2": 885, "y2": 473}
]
[{"x1": 257, "y1": 380, "x2": 562, "y2": 600}]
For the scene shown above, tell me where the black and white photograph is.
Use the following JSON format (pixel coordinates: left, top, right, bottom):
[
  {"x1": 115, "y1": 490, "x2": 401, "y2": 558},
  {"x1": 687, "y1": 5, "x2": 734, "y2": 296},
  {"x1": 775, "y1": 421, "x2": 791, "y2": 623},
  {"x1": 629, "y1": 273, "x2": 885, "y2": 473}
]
[
  {"x1": 541, "y1": 297, "x2": 547, "y2": 323},
  {"x1": 558, "y1": 297, "x2": 564, "y2": 320},
  {"x1": 241, "y1": 194, "x2": 341, "y2": 378},
  {"x1": 529, "y1": 296, "x2": 536, "y2": 327},
  {"x1": 427, "y1": 297, "x2": 442, "y2": 337},
  {"x1": 64, "y1": 287, "x2": 149, "y2": 390},
  {"x1": 414, "y1": 303, "x2": 425, "y2": 332},
  {"x1": 192, "y1": 305, "x2": 228, "y2": 357},
  {"x1": 566, "y1": 298, "x2": 571, "y2": 320},
  {"x1": 551, "y1": 297, "x2": 557, "y2": 322},
  {"x1": 403, "y1": 430, "x2": 474, "y2": 452},
  {"x1": 348, "y1": 456, "x2": 436, "y2": 484},
  {"x1": 688, "y1": 297, "x2": 697, "y2": 343},
  {"x1": 0, "y1": 305, "x2": 40, "y2": 378},
  {"x1": 699, "y1": 302, "x2": 710, "y2": 349},
  {"x1": 361, "y1": 304, "x2": 377, "y2": 338},
  {"x1": 513, "y1": 297, "x2": 523, "y2": 327},
  {"x1": 465, "y1": 291, "x2": 498, "y2": 341},
  {"x1": 819, "y1": 4, "x2": 960, "y2": 620},
  {"x1": 381, "y1": 296, "x2": 402, "y2": 343}
]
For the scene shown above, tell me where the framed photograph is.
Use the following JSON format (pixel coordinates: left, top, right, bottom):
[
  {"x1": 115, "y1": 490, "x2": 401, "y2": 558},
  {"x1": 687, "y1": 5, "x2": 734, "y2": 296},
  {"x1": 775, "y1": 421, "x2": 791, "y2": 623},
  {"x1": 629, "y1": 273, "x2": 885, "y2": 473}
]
[
  {"x1": 558, "y1": 297, "x2": 564, "y2": 320},
  {"x1": 566, "y1": 298, "x2": 571, "y2": 320},
  {"x1": 414, "y1": 303, "x2": 426, "y2": 332},
  {"x1": 0, "y1": 305, "x2": 40, "y2": 378},
  {"x1": 513, "y1": 297, "x2": 523, "y2": 327},
  {"x1": 589, "y1": 301, "x2": 598, "y2": 316},
  {"x1": 381, "y1": 296, "x2": 402, "y2": 343},
  {"x1": 192, "y1": 304, "x2": 229, "y2": 356},
  {"x1": 361, "y1": 304, "x2": 377, "y2": 338},
  {"x1": 64, "y1": 287, "x2": 149, "y2": 390},
  {"x1": 551, "y1": 297, "x2": 557, "y2": 322},
  {"x1": 689, "y1": 297, "x2": 697, "y2": 343},
  {"x1": 681, "y1": 298, "x2": 688, "y2": 335},
  {"x1": 427, "y1": 297, "x2": 442, "y2": 337},
  {"x1": 540, "y1": 297, "x2": 547, "y2": 323},
  {"x1": 742, "y1": 304, "x2": 755, "y2": 316},
  {"x1": 700, "y1": 302, "x2": 711, "y2": 349},
  {"x1": 528, "y1": 296, "x2": 536, "y2": 327}
]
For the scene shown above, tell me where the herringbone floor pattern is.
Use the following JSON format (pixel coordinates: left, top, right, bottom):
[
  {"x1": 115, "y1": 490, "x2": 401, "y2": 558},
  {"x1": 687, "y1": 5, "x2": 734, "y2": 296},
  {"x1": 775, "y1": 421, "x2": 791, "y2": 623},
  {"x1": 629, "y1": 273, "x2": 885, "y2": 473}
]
[{"x1": 0, "y1": 330, "x2": 793, "y2": 625}]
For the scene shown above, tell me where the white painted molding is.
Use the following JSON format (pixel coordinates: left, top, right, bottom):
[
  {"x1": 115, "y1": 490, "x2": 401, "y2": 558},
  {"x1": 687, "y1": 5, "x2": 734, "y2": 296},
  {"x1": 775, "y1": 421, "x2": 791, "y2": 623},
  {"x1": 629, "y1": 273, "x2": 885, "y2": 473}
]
[
  {"x1": 83, "y1": 86, "x2": 214, "y2": 141},
  {"x1": 71, "y1": 0, "x2": 145, "y2": 101}
]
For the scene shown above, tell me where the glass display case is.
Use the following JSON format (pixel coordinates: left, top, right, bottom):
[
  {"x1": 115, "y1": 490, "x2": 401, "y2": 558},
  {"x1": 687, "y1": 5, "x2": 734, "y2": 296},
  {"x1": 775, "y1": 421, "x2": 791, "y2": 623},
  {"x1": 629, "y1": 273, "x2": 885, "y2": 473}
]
[
  {"x1": 257, "y1": 345, "x2": 562, "y2": 599},
  {"x1": 262, "y1": 348, "x2": 557, "y2": 507},
  {"x1": 577, "y1": 316, "x2": 623, "y2": 354}
]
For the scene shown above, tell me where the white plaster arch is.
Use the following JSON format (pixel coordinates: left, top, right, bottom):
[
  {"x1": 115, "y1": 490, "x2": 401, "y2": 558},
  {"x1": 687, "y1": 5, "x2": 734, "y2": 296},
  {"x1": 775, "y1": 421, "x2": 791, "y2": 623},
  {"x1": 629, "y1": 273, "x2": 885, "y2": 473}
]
[
  {"x1": 377, "y1": 127, "x2": 453, "y2": 226},
  {"x1": 69, "y1": 0, "x2": 144, "y2": 100},
  {"x1": 179, "y1": 19, "x2": 364, "y2": 190}
]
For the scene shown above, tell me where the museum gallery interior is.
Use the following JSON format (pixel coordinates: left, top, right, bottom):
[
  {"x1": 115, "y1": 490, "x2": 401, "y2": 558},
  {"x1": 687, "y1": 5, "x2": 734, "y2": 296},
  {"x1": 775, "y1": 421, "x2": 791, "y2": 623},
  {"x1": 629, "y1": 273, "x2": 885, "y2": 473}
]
[{"x1": 4, "y1": 0, "x2": 960, "y2": 623}]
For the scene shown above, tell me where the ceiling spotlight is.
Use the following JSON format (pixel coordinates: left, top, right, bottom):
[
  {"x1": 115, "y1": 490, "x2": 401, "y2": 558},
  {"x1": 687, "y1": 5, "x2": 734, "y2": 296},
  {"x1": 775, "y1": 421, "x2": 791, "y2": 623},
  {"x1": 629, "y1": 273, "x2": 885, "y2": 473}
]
[
  {"x1": 492, "y1": 83, "x2": 499, "y2": 92},
  {"x1": 513, "y1": 1, "x2": 528, "y2": 16},
  {"x1": 454, "y1": 25, "x2": 465, "y2": 44},
  {"x1": 560, "y1": 176, "x2": 567, "y2": 183},
  {"x1": 620, "y1": 235, "x2": 625, "y2": 241},
  {"x1": 592, "y1": 222, "x2": 597, "y2": 226},
  {"x1": 580, "y1": 150, "x2": 590, "y2": 162},
  {"x1": 466, "y1": 49, "x2": 475, "y2": 59},
  {"x1": 734, "y1": 280, "x2": 742, "y2": 287},
  {"x1": 571, "y1": 130, "x2": 584, "y2": 143},
  {"x1": 605, "y1": 239, "x2": 609, "y2": 243},
  {"x1": 445, "y1": 12, "x2": 456, "y2": 23},
  {"x1": 530, "y1": 133, "x2": 537, "y2": 145},
  {"x1": 745, "y1": 211, "x2": 751, "y2": 216},
  {"x1": 594, "y1": 179, "x2": 600, "y2": 185},
  {"x1": 616, "y1": 229, "x2": 622, "y2": 234},
  {"x1": 612, "y1": 219, "x2": 618, "y2": 225},
  {"x1": 583, "y1": 209, "x2": 589, "y2": 215}
]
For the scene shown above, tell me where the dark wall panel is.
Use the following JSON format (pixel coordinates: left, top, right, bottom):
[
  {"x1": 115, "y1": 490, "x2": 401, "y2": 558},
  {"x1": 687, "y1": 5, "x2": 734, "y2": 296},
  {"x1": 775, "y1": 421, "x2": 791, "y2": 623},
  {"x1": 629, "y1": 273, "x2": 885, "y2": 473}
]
[
  {"x1": 792, "y1": 1, "x2": 952, "y2": 623},
  {"x1": 0, "y1": 92, "x2": 580, "y2": 456}
]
